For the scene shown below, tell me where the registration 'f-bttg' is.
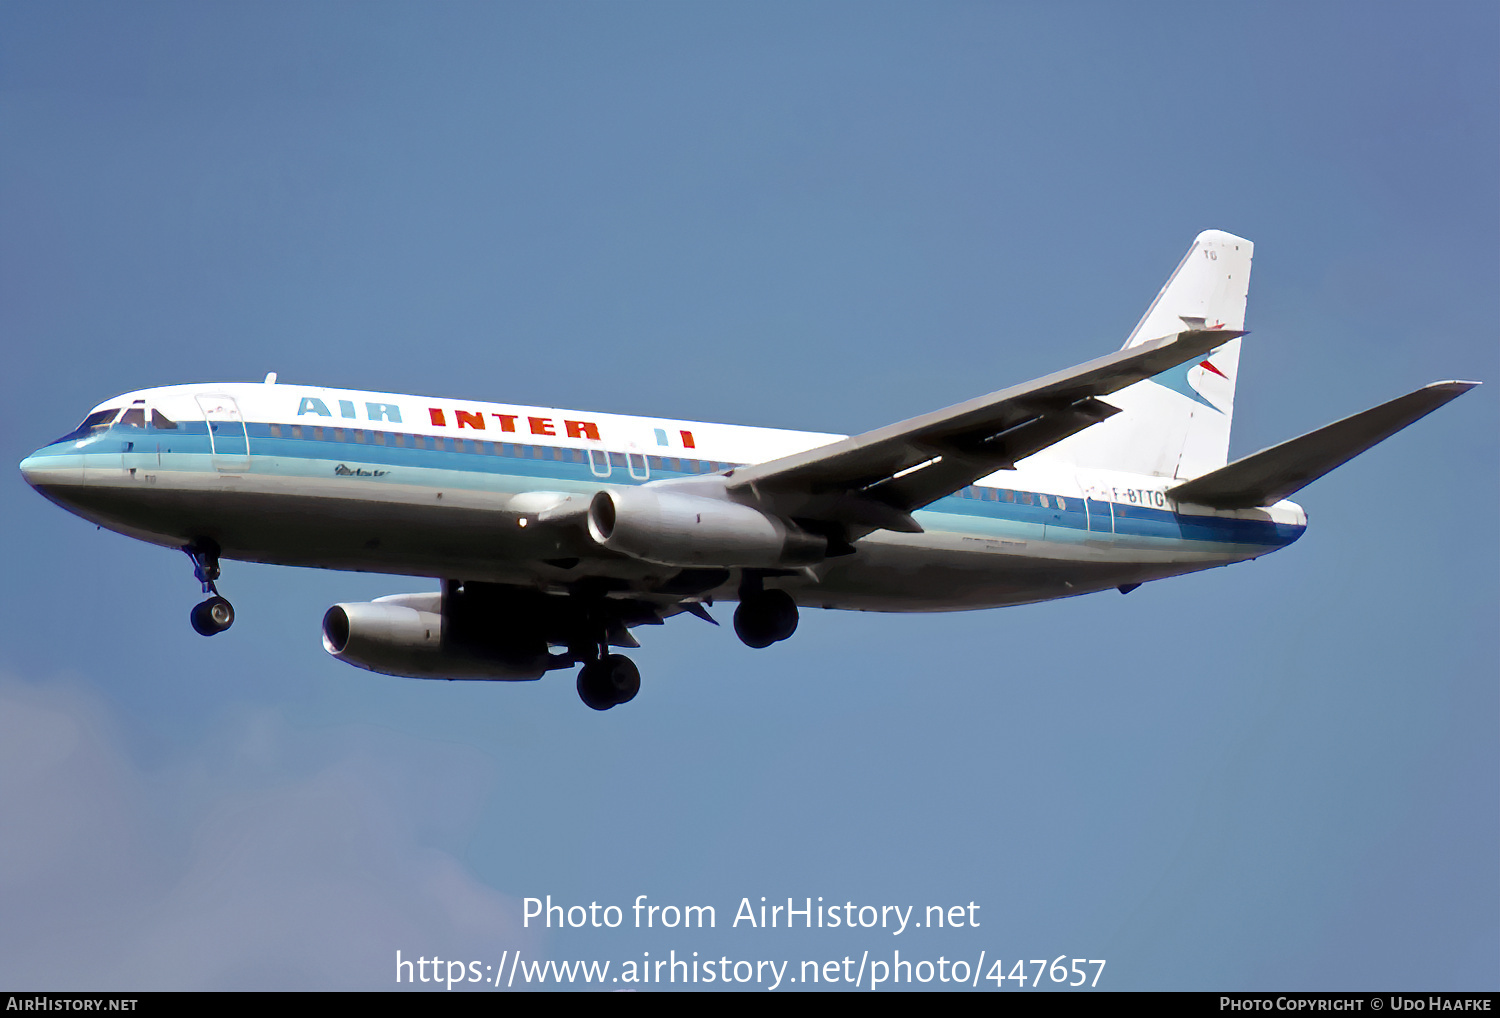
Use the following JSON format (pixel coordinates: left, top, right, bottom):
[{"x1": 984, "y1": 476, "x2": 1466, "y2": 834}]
[{"x1": 20, "y1": 232, "x2": 1477, "y2": 709}]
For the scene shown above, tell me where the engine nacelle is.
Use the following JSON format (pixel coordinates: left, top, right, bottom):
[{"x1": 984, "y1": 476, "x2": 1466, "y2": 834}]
[
  {"x1": 321, "y1": 596, "x2": 550, "y2": 680},
  {"x1": 587, "y1": 488, "x2": 825, "y2": 567}
]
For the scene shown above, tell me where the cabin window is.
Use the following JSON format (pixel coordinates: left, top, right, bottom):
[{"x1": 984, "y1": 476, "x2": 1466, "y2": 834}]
[
  {"x1": 291, "y1": 424, "x2": 303, "y2": 440},
  {"x1": 1039, "y1": 494, "x2": 1049, "y2": 508},
  {"x1": 119, "y1": 408, "x2": 145, "y2": 428},
  {"x1": 270, "y1": 424, "x2": 283, "y2": 438},
  {"x1": 610, "y1": 452, "x2": 627, "y2": 468},
  {"x1": 1055, "y1": 496, "x2": 1067, "y2": 511},
  {"x1": 313, "y1": 426, "x2": 325, "y2": 441},
  {"x1": 354, "y1": 430, "x2": 366, "y2": 444},
  {"x1": 150, "y1": 409, "x2": 178, "y2": 430},
  {"x1": 1021, "y1": 491, "x2": 1033, "y2": 505},
  {"x1": 553, "y1": 447, "x2": 564, "y2": 461},
  {"x1": 648, "y1": 456, "x2": 663, "y2": 471}
]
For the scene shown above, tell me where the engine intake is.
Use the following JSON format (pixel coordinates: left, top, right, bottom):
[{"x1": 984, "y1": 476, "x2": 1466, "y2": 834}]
[{"x1": 587, "y1": 488, "x2": 825, "y2": 567}]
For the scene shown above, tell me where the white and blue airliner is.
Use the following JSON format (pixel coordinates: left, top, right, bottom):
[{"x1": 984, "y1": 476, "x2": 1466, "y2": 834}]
[{"x1": 19, "y1": 232, "x2": 1476, "y2": 709}]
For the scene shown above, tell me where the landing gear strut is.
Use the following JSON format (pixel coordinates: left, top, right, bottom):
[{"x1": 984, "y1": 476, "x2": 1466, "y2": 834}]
[
  {"x1": 570, "y1": 610, "x2": 640, "y2": 711},
  {"x1": 184, "y1": 540, "x2": 234, "y2": 636}
]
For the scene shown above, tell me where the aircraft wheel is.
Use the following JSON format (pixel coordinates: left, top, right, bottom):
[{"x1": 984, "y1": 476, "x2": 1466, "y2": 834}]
[
  {"x1": 733, "y1": 605, "x2": 775, "y2": 649},
  {"x1": 577, "y1": 662, "x2": 617, "y2": 711},
  {"x1": 603, "y1": 654, "x2": 640, "y2": 705},
  {"x1": 733, "y1": 590, "x2": 798, "y2": 648},
  {"x1": 190, "y1": 596, "x2": 235, "y2": 636},
  {"x1": 762, "y1": 590, "x2": 799, "y2": 642}
]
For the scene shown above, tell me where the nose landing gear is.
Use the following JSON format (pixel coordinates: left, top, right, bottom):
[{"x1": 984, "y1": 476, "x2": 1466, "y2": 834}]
[
  {"x1": 184, "y1": 540, "x2": 234, "y2": 636},
  {"x1": 190, "y1": 596, "x2": 235, "y2": 636}
]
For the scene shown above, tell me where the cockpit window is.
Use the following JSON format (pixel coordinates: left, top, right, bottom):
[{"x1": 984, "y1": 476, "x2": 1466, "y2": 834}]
[
  {"x1": 119, "y1": 408, "x2": 146, "y2": 428},
  {"x1": 150, "y1": 409, "x2": 178, "y2": 429},
  {"x1": 55, "y1": 409, "x2": 120, "y2": 443}
]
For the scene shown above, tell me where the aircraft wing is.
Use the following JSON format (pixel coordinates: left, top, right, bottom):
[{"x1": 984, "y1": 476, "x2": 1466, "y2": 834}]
[{"x1": 726, "y1": 329, "x2": 1241, "y2": 534}]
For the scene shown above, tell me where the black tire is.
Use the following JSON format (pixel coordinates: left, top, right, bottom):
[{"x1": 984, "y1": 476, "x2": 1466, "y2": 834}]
[
  {"x1": 576, "y1": 662, "x2": 617, "y2": 711},
  {"x1": 734, "y1": 590, "x2": 798, "y2": 648},
  {"x1": 190, "y1": 597, "x2": 234, "y2": 636},
  {"x1": 603, "y1": 654, "x2": 640, "y2": 705},
  {"x1": 733, "y1": 602, "x2": 776, "y2": 648},
  {"x1": 761, "y1": 589, "x2": 798, "y2": 643}
]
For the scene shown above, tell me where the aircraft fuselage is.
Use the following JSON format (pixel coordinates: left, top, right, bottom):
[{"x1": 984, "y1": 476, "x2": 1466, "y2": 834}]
[{"x1": 20, "y1": 380, "x2": 1307, "y2": 614}]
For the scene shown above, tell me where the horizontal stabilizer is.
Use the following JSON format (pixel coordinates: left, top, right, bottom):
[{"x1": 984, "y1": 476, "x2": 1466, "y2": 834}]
[{"x1": 1168, "y1": 381, "x2": 1479, "y2": 509}]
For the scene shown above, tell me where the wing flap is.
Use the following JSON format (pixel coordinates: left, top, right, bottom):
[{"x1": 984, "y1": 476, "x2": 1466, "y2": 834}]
[{"x1": 1168, "y1": 381, "x2": 1479, "y2": 509}]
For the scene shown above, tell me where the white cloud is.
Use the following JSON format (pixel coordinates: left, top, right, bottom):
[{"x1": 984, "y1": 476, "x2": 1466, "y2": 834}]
[{"x1": 0, "y1": 676, "x2": 534, "y2": 989}]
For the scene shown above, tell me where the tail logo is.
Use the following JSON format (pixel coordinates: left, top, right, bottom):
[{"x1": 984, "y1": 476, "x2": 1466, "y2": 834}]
[{"x1": 1149, "y1": 358, "x2": 1228, "y2": 413}]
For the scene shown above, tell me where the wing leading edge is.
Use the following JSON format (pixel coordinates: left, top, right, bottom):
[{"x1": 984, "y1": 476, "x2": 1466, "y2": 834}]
[{"x1": 724, "y1": 329, "x2": 1242, "y2": 535}]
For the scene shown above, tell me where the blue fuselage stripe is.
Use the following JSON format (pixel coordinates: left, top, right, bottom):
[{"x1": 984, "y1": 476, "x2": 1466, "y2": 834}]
[{"x1": 33, "y1": 423, "x2": 1305, "y2": 549}]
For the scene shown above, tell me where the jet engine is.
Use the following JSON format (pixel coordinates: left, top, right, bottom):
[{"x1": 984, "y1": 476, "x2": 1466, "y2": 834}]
[
  {"x1": 321, "y1": 593, "x2": 551, "y2": 680},
  {"x1": 587, "y1": 488, "x2": 825, "y2": 568}
]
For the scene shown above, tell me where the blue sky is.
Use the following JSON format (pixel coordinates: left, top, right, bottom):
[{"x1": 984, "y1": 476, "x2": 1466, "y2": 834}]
[{"x1": 2, "y1": 1, "x2": 1495, "y2": 990}]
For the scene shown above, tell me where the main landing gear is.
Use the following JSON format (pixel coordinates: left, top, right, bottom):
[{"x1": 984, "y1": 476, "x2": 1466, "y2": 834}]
[
  {"x1": 184, "y1": 540, "x2": 234, "y2": 636},
  {"x1": 733, "y1": 585, "x2": 799, "y2": 649},
  {"x1": 576, "y1": 653, "x2": 641, "y2": 711}
]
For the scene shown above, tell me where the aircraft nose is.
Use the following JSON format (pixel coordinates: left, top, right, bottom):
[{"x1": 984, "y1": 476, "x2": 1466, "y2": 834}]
[
  {"x1": 19, "y1": 447, "x2": 79, "y2": 492},
  {"x1": 19, "y1": 451, "x2": 43, "y2": 488}
]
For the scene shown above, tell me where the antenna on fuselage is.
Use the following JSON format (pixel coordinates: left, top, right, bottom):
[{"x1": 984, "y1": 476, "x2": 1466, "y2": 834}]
[{"x1": 264, "y1": 372, "x2": 278, "y2": 384}]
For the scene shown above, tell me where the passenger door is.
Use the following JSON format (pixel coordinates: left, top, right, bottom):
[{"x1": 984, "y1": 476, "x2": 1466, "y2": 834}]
[{"x1": 195, "y1": 394, "x2": 250, "y2": 473}]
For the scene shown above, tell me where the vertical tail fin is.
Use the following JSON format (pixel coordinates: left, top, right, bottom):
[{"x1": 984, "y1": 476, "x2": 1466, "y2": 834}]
[{"x1": 1035, "y1": 230, "x2": 1253, "y2": 479}]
